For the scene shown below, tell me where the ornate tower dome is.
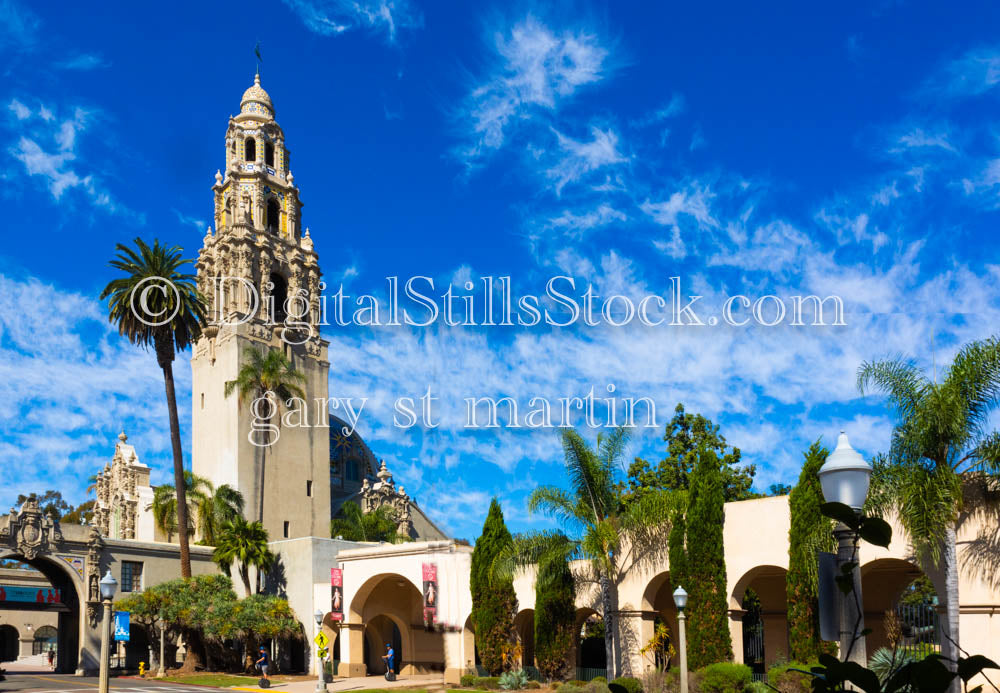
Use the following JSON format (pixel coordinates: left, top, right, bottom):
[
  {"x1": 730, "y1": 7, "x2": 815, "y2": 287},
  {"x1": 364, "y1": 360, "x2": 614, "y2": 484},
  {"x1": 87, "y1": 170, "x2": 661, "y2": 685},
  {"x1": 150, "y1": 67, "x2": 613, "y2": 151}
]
[{"x1": 240, "y1": 73, "x2": 274, "y2": 119}]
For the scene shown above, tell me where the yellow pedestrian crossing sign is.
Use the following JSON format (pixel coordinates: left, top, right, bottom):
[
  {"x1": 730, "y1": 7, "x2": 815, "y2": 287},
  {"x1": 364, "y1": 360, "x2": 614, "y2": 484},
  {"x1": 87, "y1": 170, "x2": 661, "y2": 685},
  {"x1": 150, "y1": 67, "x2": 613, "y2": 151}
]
[{"x1": 314, "y1": 631, "x2": 329, "y2": 648}]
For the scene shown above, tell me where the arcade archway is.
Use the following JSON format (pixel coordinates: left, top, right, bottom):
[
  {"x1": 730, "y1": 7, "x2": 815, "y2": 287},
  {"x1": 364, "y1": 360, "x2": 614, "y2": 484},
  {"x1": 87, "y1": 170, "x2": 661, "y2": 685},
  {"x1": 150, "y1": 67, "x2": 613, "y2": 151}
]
[
  {"x1": 731, "y1": 565, "x2": 789, "y2": 672},
  {"x1": 514, "y1": 609, "x2": 535, "y2": 670},
  {"x1": 861, "y1": 559, "x2": 940, "y2": 655},
  {"x1": 0, "y1": 552, "x2": 82, "y2": 673},
  {"x1": 0, "y1": 624, "x2": 18, "y2": 661},
  {"x1": 642, "y1": 572, "x2": 680, "y2": 671}
]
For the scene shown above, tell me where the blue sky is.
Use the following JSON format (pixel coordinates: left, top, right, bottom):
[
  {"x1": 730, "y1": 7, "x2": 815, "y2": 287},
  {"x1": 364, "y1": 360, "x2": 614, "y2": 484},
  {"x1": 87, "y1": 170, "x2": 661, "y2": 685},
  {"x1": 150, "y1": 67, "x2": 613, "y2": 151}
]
[{"x1": 2, "y1": 0, "x2": 1000, "y2": 540}]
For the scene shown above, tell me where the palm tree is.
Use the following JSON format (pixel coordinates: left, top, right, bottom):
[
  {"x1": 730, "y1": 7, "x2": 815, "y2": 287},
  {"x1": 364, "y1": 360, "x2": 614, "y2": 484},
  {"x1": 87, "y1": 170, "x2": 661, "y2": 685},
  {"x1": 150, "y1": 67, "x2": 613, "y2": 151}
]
[
  {"x1": 330, "y1": 501, "x2": 411, "y2": 543},
  {"x1": 152, "y1": 471, "x2": 245, "y2": 545},
  {"x1": 101, "y1": 238, "x2": 206, "y2": 578},
  {"x1": 501, "y1": 427, "x2": 674, "y2": 678},
  {"x1": 858, "y1": 336, "x2": 1000, "y2": 677},
  {"x1": 224, "y1": 347, "x2": 306, "y2": 523},
  {"x1": 212, "y1": 517, "x2": 275, "y2": 597}
]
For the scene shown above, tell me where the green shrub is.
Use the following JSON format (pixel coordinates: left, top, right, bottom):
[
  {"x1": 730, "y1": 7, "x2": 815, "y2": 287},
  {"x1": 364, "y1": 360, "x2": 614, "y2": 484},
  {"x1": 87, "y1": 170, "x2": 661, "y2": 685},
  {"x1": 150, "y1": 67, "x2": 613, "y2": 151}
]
[
  {"x1": 610, "y1": 677, "x2": 641, "y2": 693},
  {"x1": 500, "y1": 670, "x2": 529, "y2": 690},
  {"x1": 868, "y1": 648, "x2": 917, "y2": 684},
  {"x1": 461, "y1": 674, "x2": 479, "y2": 687},
  {"x1": 697, "y1": 662, "x2": 752, "y2": 693},
  {"x1": 766, "y1": 662, "x2": 819, "y2": 693},
  {"x1": 564, "y1": 682, "x2": 587, "y2": 688},
  {"x1": 476, "y1": 677, "x2": 502, "y2": 690},
  {"x1": 526, "y1": 682, "x2": 542, "y2": 690},
  {"x1": 592, "y1": 677, "x2": 608, "y2": 684},
  {"x1": 559, "y1": 686, "x2": 585, "y2": 693}
]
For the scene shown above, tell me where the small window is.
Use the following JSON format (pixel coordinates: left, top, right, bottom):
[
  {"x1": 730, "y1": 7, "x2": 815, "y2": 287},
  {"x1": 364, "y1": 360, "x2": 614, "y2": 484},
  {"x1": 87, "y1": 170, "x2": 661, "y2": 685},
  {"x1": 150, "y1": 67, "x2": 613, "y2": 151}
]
[
  {"x1": 267, "y1": 198, "x2": 280, "y2": 233},
  {"x1": 200, "y1": 393, "x2": 205, "y2": 409},
  {"x1": 230, "y1": 140, "x2": 236, "y2": 153},
  {"x1": 346, "y1": 458, "x2": 360, "y2": 482},
  {"x1": 265, "y1": 141, "x2": 275, "y2": 167},
  {"x1": 121, "y1": 561, "x2": 143, "y2": 593},
  {"x1": 283, "y1": 521, "x2": 290, "y2": 538},
  {"x1": 244, "y1": 138, "x2": 256, "y2": 162},
  {"x1": 306, "y1": 480, "x2": 313, "y2": 497}
]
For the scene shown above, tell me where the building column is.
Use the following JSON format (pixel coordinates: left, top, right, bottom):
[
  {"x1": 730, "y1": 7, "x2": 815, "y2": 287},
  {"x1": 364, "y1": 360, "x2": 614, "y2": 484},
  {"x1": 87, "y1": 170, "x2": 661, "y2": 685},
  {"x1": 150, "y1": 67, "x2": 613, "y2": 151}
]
[
  {"x1": 617, "y1": 610, "x2": 656, "y2": 677},
  {"x1": 18, "y1": 634, "x2": 33, "y2": 659},
  {"x1": 443, "y1": 629, "x2": 466, "y2": 684},
  {"x1": 728, "y1": 609, "x2": 745, "y2": 665},
  {"x1": 339, "y1": 623, "x2": 366, "y2": 678}
]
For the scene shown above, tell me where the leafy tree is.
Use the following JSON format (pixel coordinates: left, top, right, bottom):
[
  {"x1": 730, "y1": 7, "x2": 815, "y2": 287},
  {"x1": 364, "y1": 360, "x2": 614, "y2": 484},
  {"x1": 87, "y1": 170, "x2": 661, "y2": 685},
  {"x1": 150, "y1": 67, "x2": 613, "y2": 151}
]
[
  {"x1": 471, "y1": 498, "x2": 518, "y2": 675},
  {"x1": 667, "y1": 501, "x2": 688, "y2": 596},
  {"x1": 212, "y1": 517, "x2": 275, "y2": 597},
  {"x1": 533, "y1": 546, "x2": 576, "y2": 681},
  {"x1": 518, "y1": 428, "x2": 674, "y2": 677},
  {"x1": 626, "y1": 404, "x2": 756, "y2": 502},
  {"x1": 16, "y1": 491, "x2": 71, "y2": 521},
  {"x1": 101, "y1": 238, "x2": 207, "y2": 577},
  {"x1": 61, "y1": 500, "x2": 96, "y2": 525},
  {"x1": 786, "y1": 441, "x2": 836, "y2": 662},
  {"x1": 859, "y1": 337, "x2": 1000, "y2": 674},
  {"x1": 225, "y1": 346, "x2": 306, "y2": 522},
  {"x1": 683, "y1": 448, "x2": 733, "y2": 668},
  {"x1": 330, "y1": 501, "x2": 410, "y2": 543},
  {"x1": 766, "y1": 483, "x2": 792, "y2": 496}
]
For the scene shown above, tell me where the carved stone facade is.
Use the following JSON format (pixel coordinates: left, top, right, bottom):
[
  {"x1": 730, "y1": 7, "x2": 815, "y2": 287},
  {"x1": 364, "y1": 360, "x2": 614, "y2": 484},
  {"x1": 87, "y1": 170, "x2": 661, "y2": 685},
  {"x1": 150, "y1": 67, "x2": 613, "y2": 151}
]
[
  {"x1": 360, "y1": 461, "x2": 414, "y2": 538},
  {"x1": 93, "y1": 432, "x2": 155, "y2": 542},
  {"x1": 0, "y1": 493, "x2": 63, "y2": 560}
]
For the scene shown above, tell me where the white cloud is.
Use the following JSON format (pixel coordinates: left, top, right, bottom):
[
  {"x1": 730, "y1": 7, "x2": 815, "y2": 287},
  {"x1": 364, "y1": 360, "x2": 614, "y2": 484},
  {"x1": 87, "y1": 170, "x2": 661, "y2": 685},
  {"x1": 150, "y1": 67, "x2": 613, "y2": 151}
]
[
  {"x1": 8, "y1": 99, "x2": 30, "y2": 120},
  {"x1": 456, "y1": 15, "x2": 610, "y2": 162},
  {"x1": 893, "y1": 128, "x2": 957, "y2": 154},
  {"x1": 640, "y1": 182, "x2": 717, "y2": 229},
  {"x1": 927, "y1": 45, "x2": 1000, "y2": 98},
  {"x1": 55, "y1": 54, "x2": 108, "y2": 70},
  {"x1": 546, "y1": 126, "x2": 627, "y2": 194},
  {"x1": 544, "y1": 204, "x2": 627, "y2": 235},
  {"x1": 279, "y1": 0, "x2": 421, "y2": 42}
]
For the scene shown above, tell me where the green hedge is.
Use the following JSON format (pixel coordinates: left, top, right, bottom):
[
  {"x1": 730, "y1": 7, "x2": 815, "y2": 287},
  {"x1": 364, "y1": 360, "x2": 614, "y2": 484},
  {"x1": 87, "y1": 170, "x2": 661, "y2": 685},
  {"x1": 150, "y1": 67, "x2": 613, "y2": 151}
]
[
  {"x1": 461, "y1": 674, "x2": 478, "y2": 687},
  {"x1": 475, "y1": 677, "x2": 502, "y2": 690},
  {"x1": 610, "y1": 677, "x2": 642, "y2": 693},
  {"x1": 696, "y1": 663, "x2": 753, "y2": 693},
  {"x1": 767, "y1": 662, "x2": 820, "y2": 693}
]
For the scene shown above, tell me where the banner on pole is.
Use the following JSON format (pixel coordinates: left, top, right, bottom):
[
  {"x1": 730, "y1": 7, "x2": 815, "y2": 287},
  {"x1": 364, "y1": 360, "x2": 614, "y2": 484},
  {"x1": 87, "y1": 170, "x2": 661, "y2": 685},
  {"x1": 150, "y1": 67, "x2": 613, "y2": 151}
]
[
  {"x1": 114, "y1": 611, "x2": 130, "y2": 641},
  {"x1": 422, "y1": 563, "x2": 437, "y2": 628},
  {"x1": 331, "y1": 568, "x2": 344, "y2": 622}
]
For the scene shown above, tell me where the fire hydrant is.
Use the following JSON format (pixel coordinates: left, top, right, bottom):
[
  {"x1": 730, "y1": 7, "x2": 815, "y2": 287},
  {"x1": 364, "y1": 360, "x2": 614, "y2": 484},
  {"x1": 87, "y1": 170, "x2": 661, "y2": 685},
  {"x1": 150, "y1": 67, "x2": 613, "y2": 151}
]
[{"x1": 139, "y1": 662, "x2": 146, "y2": 677}]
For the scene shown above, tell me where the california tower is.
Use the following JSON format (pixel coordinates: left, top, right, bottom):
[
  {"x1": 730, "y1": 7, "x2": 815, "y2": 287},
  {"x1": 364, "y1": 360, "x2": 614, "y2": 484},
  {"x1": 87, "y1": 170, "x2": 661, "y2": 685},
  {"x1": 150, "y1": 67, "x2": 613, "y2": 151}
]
[{"x1": 190, "y1": 74, "x2": 332, "y2": 540}]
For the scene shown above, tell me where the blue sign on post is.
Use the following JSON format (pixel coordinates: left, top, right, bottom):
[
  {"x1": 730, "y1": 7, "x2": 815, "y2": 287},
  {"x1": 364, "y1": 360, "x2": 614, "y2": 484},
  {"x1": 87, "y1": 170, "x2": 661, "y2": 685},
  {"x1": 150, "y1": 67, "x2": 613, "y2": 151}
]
[{"x1": 114, "y1": 611, "x2": 130, "y2": 641}]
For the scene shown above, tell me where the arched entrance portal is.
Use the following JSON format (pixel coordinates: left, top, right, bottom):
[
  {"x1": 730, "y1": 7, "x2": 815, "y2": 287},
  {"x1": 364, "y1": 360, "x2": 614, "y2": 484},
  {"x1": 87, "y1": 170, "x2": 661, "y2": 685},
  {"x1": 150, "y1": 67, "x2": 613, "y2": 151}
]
[
  {"x1": 0, "y1": 625, "x2": 18, "y2": 661},
  {"x1": 862, "y1": 559, "x2": 940, "y2": 656},
  {"x1": 0, "y1": 553, "x2": 82, "y2": 673},
  {"x1": 349, "y1": 573, "x2": 445, "y2": 676},
  {"x1": 514, "y1": 609, "x2": 535, "y2": 671},
  {"x1": 642, "y1": 572, "x2": 679, "y2": 671},
  {"x1": 574, "y1": 610, "x2": 606, "y2": 677},
  {"x1": 33, "y1": 625, "x2": 58, "y2": 656},
  {"x1": 731, "y1": 565, "x2": 789, "y2": 672}
]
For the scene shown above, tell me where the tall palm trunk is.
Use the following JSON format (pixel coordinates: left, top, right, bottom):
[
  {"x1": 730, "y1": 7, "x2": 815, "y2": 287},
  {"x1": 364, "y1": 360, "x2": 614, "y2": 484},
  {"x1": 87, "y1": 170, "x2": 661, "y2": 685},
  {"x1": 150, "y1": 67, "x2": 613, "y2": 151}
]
[
  {"x1": 157, "y1": 335, "x2": 192, "y2": 578},
  {"x1": 258, "y1": 413, "x2": 270, "y2": 523},
  {"x1": 942, "y1": 523, "x2": 961, "y2": 693},
  {"x1": 239, "y1": 563, "x2": 253, "y2": 598}
]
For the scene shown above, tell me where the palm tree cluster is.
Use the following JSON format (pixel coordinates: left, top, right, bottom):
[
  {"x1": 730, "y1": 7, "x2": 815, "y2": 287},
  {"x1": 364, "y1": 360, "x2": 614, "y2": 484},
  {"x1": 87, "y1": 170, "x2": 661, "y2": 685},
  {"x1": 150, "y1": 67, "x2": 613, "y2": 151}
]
[
  {"x1": 151, "y1": 471, "x2": 244, "y2": 545},
  {"x1": 859, "y1": 336, "x2": 1000, "y2": 674},
  {"x1": 330, "y1": 500, "x2": 411, "y2": 543},
  {"x1": 496, "y1": 427, "x2": 674, "y2": 678}
]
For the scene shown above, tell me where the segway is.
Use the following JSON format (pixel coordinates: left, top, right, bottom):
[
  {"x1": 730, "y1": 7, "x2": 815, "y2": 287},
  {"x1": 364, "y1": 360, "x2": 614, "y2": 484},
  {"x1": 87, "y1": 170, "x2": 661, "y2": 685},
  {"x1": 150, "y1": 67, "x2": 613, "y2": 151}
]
[{"x1": 256, "y1": 665, "x2": 271, "y2": 688}]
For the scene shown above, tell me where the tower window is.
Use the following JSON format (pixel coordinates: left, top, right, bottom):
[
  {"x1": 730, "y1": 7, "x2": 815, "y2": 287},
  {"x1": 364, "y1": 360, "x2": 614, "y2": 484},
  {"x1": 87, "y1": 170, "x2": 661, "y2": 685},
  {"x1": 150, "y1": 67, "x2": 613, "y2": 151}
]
[
  {"x1": 230, "y1": 140, "x2": 235, "y2": 153},
  {"x1": 244, "y1": 138, "x2": 256, "y2": 162},
  {"x1": 283, "y1": 521, "x2": 290, "y2": 538},
  {"x1": 269, "y1": 272, "x2": 288, "y2": 323},
  {"x1": 200, "y1": 393, "x2": 204, "y2": 409},
  {"x1": 267, "y1": 198, "x2": 281, "y2": 233},
  {"x1": 265, "y1": 142, "x2": 275, "y2": 167},
  {"x1": 306, "y1": 480, "x2": 313, "y2": 497}
]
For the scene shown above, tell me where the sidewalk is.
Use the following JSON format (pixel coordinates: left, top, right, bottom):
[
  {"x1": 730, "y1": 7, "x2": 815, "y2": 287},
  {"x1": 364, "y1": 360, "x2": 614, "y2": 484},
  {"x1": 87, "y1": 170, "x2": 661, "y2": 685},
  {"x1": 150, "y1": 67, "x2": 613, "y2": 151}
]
[{"x1": 232, "y1": 673, "x2": 445, "y2": 693}]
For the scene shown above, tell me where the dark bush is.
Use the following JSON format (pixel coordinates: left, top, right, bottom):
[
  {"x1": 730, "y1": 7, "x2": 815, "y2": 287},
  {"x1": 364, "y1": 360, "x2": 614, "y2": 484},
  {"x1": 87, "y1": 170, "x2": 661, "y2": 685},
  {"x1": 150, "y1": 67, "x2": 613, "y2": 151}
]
[
  {"x1": 461, "y1": 674, "x2": 479, "y2": 687},
  {"x1": 476, "y1": 677, "x2": 502, "y2": 690},
  {"x1": 696, "y1": 663, "x2": 752, "y2": 693},
  {"x1": 611, "y1": 677, "x2": 642, "y2": 693}
]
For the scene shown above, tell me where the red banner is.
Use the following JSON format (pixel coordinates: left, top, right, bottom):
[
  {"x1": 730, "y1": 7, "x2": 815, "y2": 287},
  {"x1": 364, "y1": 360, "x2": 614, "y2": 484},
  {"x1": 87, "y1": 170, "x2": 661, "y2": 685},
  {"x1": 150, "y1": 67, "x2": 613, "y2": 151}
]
[
  {"x1": 422, "y1": 563, "x2": 437, "y2": 627},
  {"x1": 330, "y1": 568, "x2": 343, "y2": 622}
]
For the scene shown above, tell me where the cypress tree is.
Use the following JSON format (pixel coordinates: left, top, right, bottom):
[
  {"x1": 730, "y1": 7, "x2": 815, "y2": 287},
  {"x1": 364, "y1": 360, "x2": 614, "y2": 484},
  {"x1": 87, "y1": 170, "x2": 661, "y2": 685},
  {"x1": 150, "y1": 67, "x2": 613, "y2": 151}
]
[
  {"x1": 685, "y1": 448, "x2": 733, "y2": 668},
  {"x1": 471, "y1": 498, "x2": 518, "y2": 675},
  {"x1": 668, "y1": 503, "x2": 688, "y2": 595},
  {"x1": 534, "y1": 552, "x2": 576, "y2": 681},
  {"x1": 786, "y1": 441, "x2": 837, "y2": 662}
]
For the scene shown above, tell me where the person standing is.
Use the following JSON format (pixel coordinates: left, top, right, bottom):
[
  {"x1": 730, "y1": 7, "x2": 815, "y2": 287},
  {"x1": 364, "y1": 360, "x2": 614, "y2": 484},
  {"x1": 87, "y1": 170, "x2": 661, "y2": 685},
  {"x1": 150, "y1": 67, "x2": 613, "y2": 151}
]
[
  {"x1": 47, "y1": 648, "x2": 55, "y2": 670},
  {"x1": 382, "y1": 643, "x2": 395, "y2": 680},
  {"x1": 255, "y1": 646, "x2": 270, "y2": 683}
]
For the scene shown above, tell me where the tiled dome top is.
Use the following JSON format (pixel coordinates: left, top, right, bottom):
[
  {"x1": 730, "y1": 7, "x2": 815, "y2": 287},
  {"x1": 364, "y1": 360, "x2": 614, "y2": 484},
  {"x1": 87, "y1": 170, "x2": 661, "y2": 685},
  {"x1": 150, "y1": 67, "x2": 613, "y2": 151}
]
[{"x1": 240, "y1": 73, "x2": 273, "y2": 117}]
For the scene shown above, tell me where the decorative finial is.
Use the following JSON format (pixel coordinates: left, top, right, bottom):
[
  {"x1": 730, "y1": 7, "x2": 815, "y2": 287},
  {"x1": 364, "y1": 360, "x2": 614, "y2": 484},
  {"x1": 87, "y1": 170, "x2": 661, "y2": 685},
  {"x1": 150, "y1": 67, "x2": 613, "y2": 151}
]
[
  {"x1": 287, "y1": 170, "x2": 294, "y2": 185},
  {"x1": 255, "y1": 73, "x2": 261, "y2": 86},
  {"x1": 118, "y1": 431, "x2": 127, "y2": 443},
  {"x1": 215, "y1": 169, "x2": 223, "y2": 185},
  {"x1": 304, "y1": 227, "x2": 310, "y2": 237}
]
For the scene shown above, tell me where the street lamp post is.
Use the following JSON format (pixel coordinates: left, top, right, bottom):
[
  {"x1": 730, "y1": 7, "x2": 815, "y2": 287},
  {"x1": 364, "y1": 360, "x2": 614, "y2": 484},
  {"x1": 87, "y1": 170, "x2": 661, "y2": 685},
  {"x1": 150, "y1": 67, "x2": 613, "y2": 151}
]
[
  {"x1": 314, "y1": 610, "x2": 327, "y2": 693},
  {"x1": 673, "y1": 587, "x2": 689, "y2": 693},
  {"x1": 818, "y1": 431, "x2": 872, "y2": 666},
  {"x1": 98, "y1": 571, "x2": 118, "y2": 693}
]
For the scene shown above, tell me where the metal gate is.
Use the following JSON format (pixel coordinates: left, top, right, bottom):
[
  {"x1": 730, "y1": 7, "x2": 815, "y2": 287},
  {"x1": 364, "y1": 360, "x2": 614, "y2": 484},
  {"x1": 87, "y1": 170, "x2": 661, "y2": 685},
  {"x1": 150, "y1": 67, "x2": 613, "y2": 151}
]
[
  {"x1": 743, "y1": 613, "x2": 765, "y2": 681},
  {"x1": 896, "y1": 602, "x2": 939, "y2": 659}
]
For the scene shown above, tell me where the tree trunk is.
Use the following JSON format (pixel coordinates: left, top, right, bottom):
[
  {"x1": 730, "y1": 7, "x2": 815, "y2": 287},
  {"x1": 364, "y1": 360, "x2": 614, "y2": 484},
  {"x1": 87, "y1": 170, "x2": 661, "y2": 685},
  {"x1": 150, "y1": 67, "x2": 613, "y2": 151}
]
[
  {"x1": 157, "y1": 338, "x2": 192, "y2": 579},
  {"x1": 258, "y1": 411, "x2": 270, "y2": 523},
  {"x1": 942, "y1": 523, "x2": 961, "y2": 693},
  {"x1": 178, "y1": 629, "x2": 204, "y2": 673},
  {"x1": 240, "y1": 564, "x2": 252, "y2": 598},
  {"x1": 600, "y1": 574, "x2": 616, "y2": 679}
]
